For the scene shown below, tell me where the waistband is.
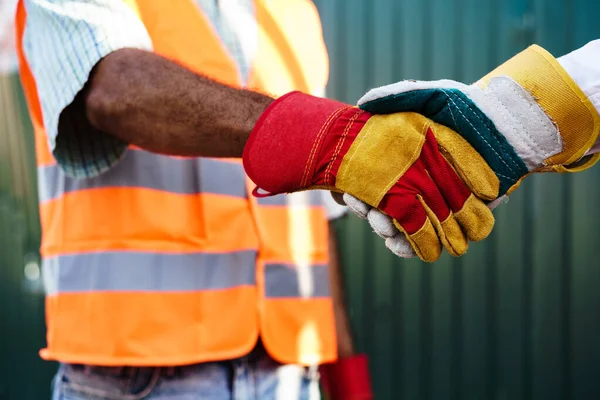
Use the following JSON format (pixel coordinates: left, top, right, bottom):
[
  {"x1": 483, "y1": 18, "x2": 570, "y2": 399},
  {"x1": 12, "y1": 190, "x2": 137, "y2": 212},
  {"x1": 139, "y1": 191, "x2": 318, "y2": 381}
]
[{"x1": 66, "y1": 339, "x2": 278, "y2": 377}]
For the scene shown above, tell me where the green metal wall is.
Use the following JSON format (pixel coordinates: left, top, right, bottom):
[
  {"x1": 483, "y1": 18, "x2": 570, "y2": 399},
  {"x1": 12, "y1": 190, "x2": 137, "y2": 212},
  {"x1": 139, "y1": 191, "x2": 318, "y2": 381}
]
[
  {"x1": 1, "y1": 1, "x2": 600, "y2": 399},
  {"x1": 314, "y1": 0, "x2": 600, "y2": 399},
  {"x1": 0, "y1": 74, "x2": 56, "y2": 399}
]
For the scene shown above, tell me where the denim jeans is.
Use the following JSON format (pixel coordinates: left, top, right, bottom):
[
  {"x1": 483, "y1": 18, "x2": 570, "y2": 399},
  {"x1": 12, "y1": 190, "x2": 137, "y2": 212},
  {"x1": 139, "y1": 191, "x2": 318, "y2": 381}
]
[{"x1": 51, "y1": 344, "x2": 320, "y2": 400}]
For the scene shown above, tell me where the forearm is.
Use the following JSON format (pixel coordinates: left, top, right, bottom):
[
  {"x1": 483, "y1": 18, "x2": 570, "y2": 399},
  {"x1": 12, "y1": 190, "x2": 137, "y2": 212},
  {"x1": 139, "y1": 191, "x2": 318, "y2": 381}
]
[
  {"x1": 328, "y1": 224, "x2": 355, "y2": 358},
  {"x1": 84, "y1": 48, "x2": 273, "y2": 157}
]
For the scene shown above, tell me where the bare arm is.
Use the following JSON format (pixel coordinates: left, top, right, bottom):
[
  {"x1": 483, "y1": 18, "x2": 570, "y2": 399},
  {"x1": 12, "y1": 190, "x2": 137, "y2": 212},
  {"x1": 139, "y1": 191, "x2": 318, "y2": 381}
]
[
  {"x1": 328, "y1": 223, "x2": 355, "y2": 358},
  {"x1": 83, "y1": 48, "x2": 273, "y2": 158}
]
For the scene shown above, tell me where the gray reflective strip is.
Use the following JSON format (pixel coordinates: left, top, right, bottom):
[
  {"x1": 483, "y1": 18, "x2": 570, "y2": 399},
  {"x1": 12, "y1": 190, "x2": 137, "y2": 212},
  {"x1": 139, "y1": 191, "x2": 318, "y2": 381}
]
[
  {"x1": 264, "y1": 263, "x2": 330, "y2": 298},
  {"x1": 38, "y1": 150, "x2": 247, "y2": 202},
  {"x1": 257, "y1": 191, "x2": 324, "y2": 207},
  {"x1": 43, "y1": 251, "x2": 257, "y2": 295}
]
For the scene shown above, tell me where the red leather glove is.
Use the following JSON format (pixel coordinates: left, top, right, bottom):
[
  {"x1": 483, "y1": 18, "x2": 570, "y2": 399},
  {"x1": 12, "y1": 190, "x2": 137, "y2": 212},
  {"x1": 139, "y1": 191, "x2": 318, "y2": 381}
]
[
  {"x1": 319, "y1": 354, "x2": 373, "y2": 400},
  {"x1": 243, "y1": 91, "x2": 498, "y2": 262}
]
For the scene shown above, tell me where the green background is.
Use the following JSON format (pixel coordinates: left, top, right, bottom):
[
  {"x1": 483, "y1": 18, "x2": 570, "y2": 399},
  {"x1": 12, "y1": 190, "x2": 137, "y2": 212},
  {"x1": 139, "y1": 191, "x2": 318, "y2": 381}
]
[{"x1": 1, "y1": 0, "x2": 600, "y2": 398}]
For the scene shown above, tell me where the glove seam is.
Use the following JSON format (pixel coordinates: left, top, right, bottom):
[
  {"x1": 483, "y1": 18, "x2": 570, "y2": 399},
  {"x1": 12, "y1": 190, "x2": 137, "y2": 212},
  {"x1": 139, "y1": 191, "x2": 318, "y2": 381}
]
[
  {"x1": 498, "y1": 77, "x2": 559, "y2": 161},
  {"x1": 325, "y1": 109, "x2": 365, "y2": 186},
  {"x1": 375, "y1": 119, "x2": 428, "y2": 202},
  {"x1": 441, "y1": 89, "x2": 522, "y2": 180},
  {"x1": 300, "y1": 105, "x2": 351, "y2": 187}
]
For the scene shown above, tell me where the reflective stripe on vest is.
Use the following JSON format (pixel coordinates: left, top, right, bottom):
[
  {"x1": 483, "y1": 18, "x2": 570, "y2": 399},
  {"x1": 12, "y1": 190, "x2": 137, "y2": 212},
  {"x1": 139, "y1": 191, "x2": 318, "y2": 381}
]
[
  {"x1": 43, "y1": 251, "x2": 330, "y2": 298},
  {"x1": 16, "y1": 0, "x2": 336, "y2": 366},
  {"x1": 37, "y1": 151, "x2": 248, "y2": 203}
]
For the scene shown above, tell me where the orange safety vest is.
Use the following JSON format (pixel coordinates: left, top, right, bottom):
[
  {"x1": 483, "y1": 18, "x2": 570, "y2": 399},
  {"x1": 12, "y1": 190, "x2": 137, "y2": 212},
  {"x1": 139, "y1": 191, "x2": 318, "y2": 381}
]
[{"x1": 15, "y1": 0, "x2": 336, "y2": 366}]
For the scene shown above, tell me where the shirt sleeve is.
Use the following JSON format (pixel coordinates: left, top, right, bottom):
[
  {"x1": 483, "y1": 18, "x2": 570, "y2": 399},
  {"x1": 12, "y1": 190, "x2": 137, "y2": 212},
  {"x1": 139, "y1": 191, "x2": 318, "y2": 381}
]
[
  {"x1": 557, "y1": 39, "x2": 600, "y2": 155},
  {"x1": 22, "y1": 0, "x2": 153, "y2": 178}
]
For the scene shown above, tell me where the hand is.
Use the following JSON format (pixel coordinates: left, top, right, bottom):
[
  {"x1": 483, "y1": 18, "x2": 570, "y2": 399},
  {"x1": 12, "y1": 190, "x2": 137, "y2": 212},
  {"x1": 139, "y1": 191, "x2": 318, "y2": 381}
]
[
  {"x1": 335, "y1": 190, "x2": 509, "y2": 260},
  {"x1": 243, "y1": 92, "x2": 498, "y2": 262},
  {"x1": 358, "y1": 45, "x2": 600, "y2": 199},
  {"x1": 333, "y1": 192, "x2": 417, "y2": 258},
  {"x1": 340, "y1": 45, "x2": 585, "y2": 260}
]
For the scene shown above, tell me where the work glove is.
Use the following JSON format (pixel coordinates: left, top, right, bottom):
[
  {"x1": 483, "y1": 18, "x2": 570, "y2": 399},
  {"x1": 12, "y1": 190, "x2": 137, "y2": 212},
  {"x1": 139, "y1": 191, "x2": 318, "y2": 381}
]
[
  {"x1": 359, "y1": 44, "x2": 600, "y2": 200},
  {"x1": 319, "y1": 354, "x2": 373, "y2": 400},
  {"x1": 243, "y1": 91, "x2": 499, "y2": 262},
  {"x1": 342, "y1": 44, "x2": 600, "y2": 260}
]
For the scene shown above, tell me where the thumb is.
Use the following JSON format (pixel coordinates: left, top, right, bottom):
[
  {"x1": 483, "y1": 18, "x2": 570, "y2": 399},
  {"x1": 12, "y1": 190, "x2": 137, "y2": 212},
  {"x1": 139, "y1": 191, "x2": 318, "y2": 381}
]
[{"x1": 357, "y1": 79, "x2": 468, "y2": 114}]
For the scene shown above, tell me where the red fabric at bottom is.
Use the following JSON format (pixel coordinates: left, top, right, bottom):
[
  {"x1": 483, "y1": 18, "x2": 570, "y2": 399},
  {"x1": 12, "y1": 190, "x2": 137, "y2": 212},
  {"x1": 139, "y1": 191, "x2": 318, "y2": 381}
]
[{"x1": 319, "y1": 354, "x2": 373, "y2": 400}]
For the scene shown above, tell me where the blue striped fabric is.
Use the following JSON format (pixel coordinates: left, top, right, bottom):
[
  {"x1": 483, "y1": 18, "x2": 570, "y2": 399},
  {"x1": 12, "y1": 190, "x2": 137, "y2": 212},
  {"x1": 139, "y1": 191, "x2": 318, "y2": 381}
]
[
  {"x1": 22, "y1": 0, "x2": 153, "y2": 178},
  {"x1": 23, "y1": 0, "x2": 257, "y2": 178}
]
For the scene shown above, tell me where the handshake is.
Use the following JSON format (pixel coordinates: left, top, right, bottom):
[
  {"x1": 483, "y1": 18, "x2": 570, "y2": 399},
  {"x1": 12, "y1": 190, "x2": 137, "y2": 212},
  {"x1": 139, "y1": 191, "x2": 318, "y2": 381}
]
[{"x1": 243, "y1": 45, "x2": 600, "y2": 262}]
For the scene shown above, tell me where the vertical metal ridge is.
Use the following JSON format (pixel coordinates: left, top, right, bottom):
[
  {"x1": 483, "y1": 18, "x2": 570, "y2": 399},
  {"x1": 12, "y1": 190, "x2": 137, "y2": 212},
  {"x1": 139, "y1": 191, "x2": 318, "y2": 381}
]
[
  {"x1": 453, "y1": 0, "x2": 464, "y2": 81},
  {"x1": 522, "y1": 184, "x2": 534, "y2": 400},
  {"x1": 561, "y1": 14, "x2": 575, "y2": 400},
  {"x1": 362, "y1": 0, "x2": 374, "y2": 91},
  {"x1": 451, "y1": 258, "x2": 463, "y2": 400},
  {"x1": 391, "y1": 0, "x2": 404, "y2": 80},
  {"x1": 419, "y1": 263, "x2": 433, "y2": 400},
  {"x1": 392, "y1": 256, "x2": 405, "y2": 399},
  {"x1": 421, "y1": 0, "x2": 433, "y2": 80},
  {"x1": 486, "y1": 237, "x2": 499, "y2": 399},
  {"x1": 335, "y1": 0, "x2": 348, "y2": 102},
  {"x1": 560, "y1": 176, "x2": 573, "y2": 400},
  {"x1": 486, "y1": 0, "x2": 500, "y2": 387}
]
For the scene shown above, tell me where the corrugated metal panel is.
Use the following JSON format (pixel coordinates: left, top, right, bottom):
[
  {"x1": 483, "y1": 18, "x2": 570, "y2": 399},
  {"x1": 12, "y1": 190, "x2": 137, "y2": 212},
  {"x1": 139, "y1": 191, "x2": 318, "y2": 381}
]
[
  {"x1": 315, "y1": 0, "x2": 600, "y2": 399},
  {"x1": 0, "y1": 73, "x2": 56, "y2": 400},
  {"x1": 1, "y1": 1, "x2": 600, "y2": 399}
]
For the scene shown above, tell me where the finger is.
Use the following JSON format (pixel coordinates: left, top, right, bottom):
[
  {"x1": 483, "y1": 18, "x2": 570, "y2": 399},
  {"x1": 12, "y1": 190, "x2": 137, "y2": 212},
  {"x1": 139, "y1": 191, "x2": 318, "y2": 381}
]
[
  {"x1": 420, "y1": 128, "x2": 495, "y2": 243},
  {"x1": 378, "y1": 185, "x2": 442, "y2": 262},
  {"x1": 428, "y1": 122, "x2": 500, "y2": 200},
  {"x1": 385, "y1": 232, "x2": 417, "y2": 258},
  {"x1": 367, "y1": 208, "x2": 398, "y2": 238},
  {"x1": 392, "y1": 217, "x2": 442, "y2": 262},
  {"x1": 357, "y1": 80, "x2": 468, "y2": 111},
  {"x1": 343, "y1": 193, "x2": 370, "y2": 219},
  {"x1": 453, "y1": 194, "x2": 495, "y2": 242},
  {"x1": 417, "y1": 195, "x2": 468, "y2": 257},
  {"x1": 394, "y1": 160, "x2": 468, "y2": 258}
]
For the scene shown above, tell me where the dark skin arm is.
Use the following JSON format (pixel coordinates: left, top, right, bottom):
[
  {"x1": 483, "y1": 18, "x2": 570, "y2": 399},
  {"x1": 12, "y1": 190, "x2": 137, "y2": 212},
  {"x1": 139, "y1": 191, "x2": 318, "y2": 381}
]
[
  {"x1": 83, "y1": 48, "x2": 273, "y2": 157},
  {"x1": 81, "y1": 50, "x2": 357, "y2": 355}
]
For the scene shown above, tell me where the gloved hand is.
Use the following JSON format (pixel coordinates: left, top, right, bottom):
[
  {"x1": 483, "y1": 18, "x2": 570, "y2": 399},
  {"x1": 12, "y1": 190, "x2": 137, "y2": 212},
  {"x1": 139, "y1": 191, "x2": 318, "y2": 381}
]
[
  {"x1": 342, "y1": 44, "x2": 600, "y2": 260},
  {"x1": 243, "y1": 91, "x2": 499, "y2": 262},
  {"x1": 319, "y1": 354, "x2": 373, "y2": 400},
  {"x1": 333, "y1": 185, "x2": 507, "y2": 259},
  {"x1": 358, "y1": 44, "x2": 600, "y2": 200}
]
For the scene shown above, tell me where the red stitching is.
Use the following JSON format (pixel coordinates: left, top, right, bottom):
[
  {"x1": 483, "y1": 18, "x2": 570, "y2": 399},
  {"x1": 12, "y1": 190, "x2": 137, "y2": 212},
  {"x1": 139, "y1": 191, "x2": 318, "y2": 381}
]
[
  {"x1": 301, "y1": 106, "x2": 351, "y2": 187},
  {"x1": 325, "y1": 109, "x2": 364, "y2": 185}
]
